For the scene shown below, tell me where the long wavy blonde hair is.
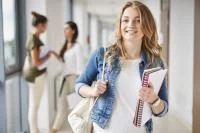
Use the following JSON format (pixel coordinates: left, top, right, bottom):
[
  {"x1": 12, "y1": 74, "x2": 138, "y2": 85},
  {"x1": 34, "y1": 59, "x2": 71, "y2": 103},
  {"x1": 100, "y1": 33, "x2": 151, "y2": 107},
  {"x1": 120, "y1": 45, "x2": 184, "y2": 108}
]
[{"x1": 106, "y1": 0, "x2": 162, "y2": 64}]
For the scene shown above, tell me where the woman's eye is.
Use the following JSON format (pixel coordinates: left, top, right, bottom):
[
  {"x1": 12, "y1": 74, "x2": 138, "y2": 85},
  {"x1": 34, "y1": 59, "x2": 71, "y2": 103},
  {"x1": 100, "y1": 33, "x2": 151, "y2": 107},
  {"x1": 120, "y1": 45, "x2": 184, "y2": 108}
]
[
  {"x1": 136, "y1": 19, "x2": 140, "y2": 23},
  {"x1": 122, "y1": 19, "x2": 128, "y2": 23}
]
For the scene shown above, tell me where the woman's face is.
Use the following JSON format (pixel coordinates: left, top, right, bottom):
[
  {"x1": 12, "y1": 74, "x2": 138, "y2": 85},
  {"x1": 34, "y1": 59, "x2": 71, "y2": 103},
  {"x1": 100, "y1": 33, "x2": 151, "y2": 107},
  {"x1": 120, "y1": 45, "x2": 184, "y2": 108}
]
[
  {"x1": 38, "y1": 23, "x2": 48, "y2": 33},
  {"x1": 120, "y1": 7, "x2": 144, "y2": 42},
  {"x1": 64, "y1": 24, "x2": 74, "y2": 40}
]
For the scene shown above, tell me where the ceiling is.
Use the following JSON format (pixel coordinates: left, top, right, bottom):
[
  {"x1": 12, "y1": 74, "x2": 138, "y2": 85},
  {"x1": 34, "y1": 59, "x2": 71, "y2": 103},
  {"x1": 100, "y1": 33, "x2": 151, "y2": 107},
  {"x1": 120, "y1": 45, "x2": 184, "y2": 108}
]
[
  {"x1": 75, "y1": 0, "x2": 128, "y2": 17},
  {"x1": 74, "y1": 0, "x2": 145, "y2": 23}
]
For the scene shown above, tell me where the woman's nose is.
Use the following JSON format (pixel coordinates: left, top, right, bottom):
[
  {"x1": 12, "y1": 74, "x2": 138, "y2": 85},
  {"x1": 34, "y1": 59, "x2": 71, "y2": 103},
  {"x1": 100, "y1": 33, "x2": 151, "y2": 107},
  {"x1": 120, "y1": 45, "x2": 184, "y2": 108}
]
[{"x1": 128, "y1": 20, "x2": 136, "y2": 28}]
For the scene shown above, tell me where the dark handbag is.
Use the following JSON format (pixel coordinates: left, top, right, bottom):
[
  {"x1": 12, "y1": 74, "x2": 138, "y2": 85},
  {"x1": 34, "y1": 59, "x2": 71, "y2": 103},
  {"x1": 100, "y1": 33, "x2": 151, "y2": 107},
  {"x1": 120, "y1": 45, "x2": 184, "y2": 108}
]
[{"x1": 22, "y1": 52, "x2": 46, "y2": 82}]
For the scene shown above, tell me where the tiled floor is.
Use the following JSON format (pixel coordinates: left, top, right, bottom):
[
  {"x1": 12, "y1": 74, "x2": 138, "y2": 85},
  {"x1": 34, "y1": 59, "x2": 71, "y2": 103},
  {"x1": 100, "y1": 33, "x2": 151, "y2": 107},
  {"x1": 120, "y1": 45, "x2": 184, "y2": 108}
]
[
  {"x1": 153, "y1": 111, "x2": 191, "y2": 133},
  {"x1": 57, "y1": 121, "x2": 72, "y2": 133},
  {"x1": 58, "y1": 127, "x2": 72, "y2": 133},
  {"x1": 57, "y1": 93, "x2": 192, "y2": 133},
  {"x1": 59, "y1": 110, "x2": 192, "y2": 133}
]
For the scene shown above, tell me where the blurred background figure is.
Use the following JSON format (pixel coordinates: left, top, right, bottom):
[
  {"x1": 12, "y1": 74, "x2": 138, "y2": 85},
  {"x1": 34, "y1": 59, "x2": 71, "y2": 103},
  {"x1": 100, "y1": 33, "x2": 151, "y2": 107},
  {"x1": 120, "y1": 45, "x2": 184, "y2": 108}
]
[
  {"x1": 23, "y1": 11, "x2": 56, "y2": 133},
  {"x1": 51, "y1": 21, "x2": 84, "y2": 133}
]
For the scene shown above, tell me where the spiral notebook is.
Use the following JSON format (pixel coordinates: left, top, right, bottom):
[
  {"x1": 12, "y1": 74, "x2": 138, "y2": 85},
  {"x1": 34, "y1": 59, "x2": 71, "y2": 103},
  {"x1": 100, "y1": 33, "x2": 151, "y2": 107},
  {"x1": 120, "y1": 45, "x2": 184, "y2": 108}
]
[{"x1": 133, "y1": 67, "x2": 168, "y2": 127}]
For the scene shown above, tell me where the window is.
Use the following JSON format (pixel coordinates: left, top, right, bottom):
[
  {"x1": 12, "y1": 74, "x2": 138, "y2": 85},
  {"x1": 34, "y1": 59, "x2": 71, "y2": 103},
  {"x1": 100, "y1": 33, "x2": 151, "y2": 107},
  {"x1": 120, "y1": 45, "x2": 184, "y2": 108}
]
[
  {"x1": 2, "y1": 0, "x2": 19, "y2": 74},
  {"x1": 1, "y1": 0, "x2": 27, "y2": 132}
]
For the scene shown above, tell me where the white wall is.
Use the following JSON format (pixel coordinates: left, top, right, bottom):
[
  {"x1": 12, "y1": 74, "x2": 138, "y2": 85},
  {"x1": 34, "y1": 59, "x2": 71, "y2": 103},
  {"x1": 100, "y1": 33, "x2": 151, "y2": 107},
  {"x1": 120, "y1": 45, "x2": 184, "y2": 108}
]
[
  {"x1": 143, "y1": 0, "x2": 161, "y2": 34},
  {"x1": 73, "y1": 0, "x2": 88, "y2": 46},
  {"x1": 46, "y1": 0, "x2": 66, "y2": 51},
  {"x1": 169, "y1": 0, "x2": 194, "y2": 131},
  {"x1": 90, "y1": 15, "x2": 100, "y2": 52},
  {"x1": 74, "y1": 0, "x2": 101, "y2": 52}
]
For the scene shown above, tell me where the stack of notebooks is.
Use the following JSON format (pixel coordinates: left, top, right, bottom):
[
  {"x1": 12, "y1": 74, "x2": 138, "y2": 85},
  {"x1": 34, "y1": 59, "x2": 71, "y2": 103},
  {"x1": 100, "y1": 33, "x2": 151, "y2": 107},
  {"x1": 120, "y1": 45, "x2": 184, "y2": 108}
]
[{"x1": 133, "y1": 67, "x2": 168, "y2": 127}]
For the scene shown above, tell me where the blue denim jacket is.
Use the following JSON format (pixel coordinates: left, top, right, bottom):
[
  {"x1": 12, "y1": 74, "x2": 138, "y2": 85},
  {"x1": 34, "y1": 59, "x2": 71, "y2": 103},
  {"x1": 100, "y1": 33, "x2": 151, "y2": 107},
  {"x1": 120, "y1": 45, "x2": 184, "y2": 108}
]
[{"x1": 75, "y1": 47, "x2": 168, "y2": 133}]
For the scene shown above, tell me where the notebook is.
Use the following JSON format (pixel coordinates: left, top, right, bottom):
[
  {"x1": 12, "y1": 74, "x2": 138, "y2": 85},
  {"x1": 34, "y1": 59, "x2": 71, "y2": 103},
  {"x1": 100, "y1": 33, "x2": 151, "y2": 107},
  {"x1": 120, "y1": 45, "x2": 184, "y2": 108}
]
[
  {"x1": 38, "y1": 46, "x2": 50, "y2": 70},
  {"x1": 133, "y1": 67, "x2": 168, "y2": 127}
]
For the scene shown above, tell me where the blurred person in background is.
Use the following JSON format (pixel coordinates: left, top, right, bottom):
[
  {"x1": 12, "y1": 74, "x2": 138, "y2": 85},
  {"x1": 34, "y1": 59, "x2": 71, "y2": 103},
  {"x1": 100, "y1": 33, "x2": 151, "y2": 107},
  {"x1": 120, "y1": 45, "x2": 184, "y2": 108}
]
[
  {"x1": 23, "y1": 11, "x2": 56, "y2": 133},
  {"x1": 51, "y1": 21, "x2": 84, "y2": 133}
]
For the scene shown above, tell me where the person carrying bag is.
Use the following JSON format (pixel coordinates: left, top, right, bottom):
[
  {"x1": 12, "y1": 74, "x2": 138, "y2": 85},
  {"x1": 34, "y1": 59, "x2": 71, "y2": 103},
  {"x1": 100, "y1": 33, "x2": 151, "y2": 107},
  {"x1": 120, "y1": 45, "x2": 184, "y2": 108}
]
[{"x1": 68, "y1": 47, "x2": 107, "y2": 133}]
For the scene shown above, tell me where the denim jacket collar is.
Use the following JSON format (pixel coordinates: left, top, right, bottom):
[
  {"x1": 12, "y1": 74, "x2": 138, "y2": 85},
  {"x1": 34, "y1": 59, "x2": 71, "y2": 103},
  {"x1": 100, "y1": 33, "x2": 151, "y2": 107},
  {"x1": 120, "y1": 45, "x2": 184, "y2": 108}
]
[{"x1": 140, "y1": 49, "x2": 148, "y2": 64}]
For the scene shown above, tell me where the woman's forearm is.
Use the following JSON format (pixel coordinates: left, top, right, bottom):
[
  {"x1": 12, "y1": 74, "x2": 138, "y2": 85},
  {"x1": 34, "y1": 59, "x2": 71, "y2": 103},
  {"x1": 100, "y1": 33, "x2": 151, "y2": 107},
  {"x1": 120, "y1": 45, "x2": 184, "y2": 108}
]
[
  {"x1": 151, "y1": 99, "x2": 165, "y2": 114},
  {"x1": 79, "y1": 85, "x2": 95, "y2": 98},
  {"x1": 31, "y1": 48, "x2": 50, "y2": 66},
  {"x1": 33, "y1": 54, "x2": 49, "y2": 66},
  {"x1": 40, "y1": 54, "x2": 49, "y2": 64}
]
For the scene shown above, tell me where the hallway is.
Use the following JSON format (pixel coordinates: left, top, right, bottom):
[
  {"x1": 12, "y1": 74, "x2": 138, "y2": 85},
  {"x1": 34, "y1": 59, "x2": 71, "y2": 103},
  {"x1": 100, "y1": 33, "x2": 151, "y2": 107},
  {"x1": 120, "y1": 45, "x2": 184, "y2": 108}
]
[{"x1": 0, "y1": 0, "x2": 200, "y2": 133}]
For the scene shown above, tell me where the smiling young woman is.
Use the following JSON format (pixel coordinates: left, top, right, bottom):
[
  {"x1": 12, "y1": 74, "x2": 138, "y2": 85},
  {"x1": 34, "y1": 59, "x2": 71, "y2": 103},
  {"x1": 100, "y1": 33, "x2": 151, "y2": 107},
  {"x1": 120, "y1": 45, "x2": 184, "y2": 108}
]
[{"x1": 74, "y1": 1, "x2": 168, "y2": 133}]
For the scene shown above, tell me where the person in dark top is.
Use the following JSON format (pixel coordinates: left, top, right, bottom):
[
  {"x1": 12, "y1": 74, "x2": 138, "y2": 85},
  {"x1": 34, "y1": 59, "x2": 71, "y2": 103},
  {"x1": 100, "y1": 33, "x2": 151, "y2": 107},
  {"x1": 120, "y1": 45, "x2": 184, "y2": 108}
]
[{"x1": 23, "y1": 11, "x2": 56, "y2": 133}]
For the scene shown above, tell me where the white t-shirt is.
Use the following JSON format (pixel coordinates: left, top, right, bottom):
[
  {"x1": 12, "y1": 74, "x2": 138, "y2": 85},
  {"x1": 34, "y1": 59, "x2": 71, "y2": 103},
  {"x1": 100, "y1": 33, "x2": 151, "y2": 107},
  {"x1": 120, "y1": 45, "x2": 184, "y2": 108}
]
[
  {"x1": 93, "y1": 58, "x2": 146, "y2": 133},
  {"x1": 62, "y1": 43, "x2": 85, "y2": 75}
]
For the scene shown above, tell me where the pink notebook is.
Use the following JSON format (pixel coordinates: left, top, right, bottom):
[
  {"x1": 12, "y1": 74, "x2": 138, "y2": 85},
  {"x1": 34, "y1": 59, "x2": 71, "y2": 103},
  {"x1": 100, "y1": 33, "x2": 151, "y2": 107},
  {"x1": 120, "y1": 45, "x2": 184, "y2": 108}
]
[{"x1": 133, "y1": 67, "x2": 168, "y2": 127}]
